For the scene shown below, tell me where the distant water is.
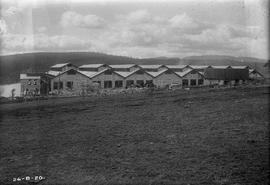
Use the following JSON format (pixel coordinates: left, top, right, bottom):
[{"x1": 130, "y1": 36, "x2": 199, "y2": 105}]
[{"x1": 0, "y1": 83, "x2": 21, "y2": 97}]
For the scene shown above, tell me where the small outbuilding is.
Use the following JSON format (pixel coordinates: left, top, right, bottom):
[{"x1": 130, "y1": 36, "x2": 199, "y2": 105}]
[{"x1": 20, "y1": 73, "x2": 53, "y2": 96}]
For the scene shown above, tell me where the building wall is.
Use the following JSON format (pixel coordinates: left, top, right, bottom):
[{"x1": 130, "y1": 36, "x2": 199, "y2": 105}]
[
  {"x1": 125, "y1": 72, "x2": 153, "y2": 87},
  {"x1": 51, "y1": 71, "x2": 92, "y2": 94},
  {"x1": 153, "y1": 73, "x2": 182, "y2": 87},
  {"x1": 182, "y1": 73, "x2": 204, "y2": 86},
  {"x1": 21, "y1": 79, "x2": 41, "y2": 96},
  {"x1": 91, "y1": 72, "x2": 125, "y2": 88}
]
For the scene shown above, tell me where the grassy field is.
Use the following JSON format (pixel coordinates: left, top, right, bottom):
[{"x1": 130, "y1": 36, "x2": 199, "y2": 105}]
[{"x1": 0, "y1": 87, "x2": 269, "y2": 185}]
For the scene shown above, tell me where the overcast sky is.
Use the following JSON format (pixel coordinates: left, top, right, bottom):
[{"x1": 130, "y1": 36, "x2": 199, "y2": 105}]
[{"x1": 0, "y1": 0, "x2": 268, "y2": 59}]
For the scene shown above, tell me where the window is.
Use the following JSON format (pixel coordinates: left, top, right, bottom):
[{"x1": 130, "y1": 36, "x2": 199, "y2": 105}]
[
  {"x1": 198, "y1": 79, "x2": 204, "y2": 85},
  {"x1": 54, "y1": 81, "x2": 63, "y2": 90},
  {"x1": 53, "y1": 82, "x2": 58, "y2": 90},
  {"x1": 190, "y1": 79, "x2": 196, "y2": 86},
  {"x1": 59, "y1": 82, "x2": 63, "y2": 89},
  {"x1": 115, "y1": 80, "x2": 123, "y2": 88},
  {"x1": 67, "y1": 81, "x2": 73, "y2": 89},
  {"x1": 126, "y1": 80, "x2": 134, "y2": 87},
  {"x1": 190, "y1": 71, "x2": 197, "y2": 74},
  {"x1": 93, "y1": 81, "x2": 101, "y2": 86},
  {"x1": 33, "y1": 80, "x2": 37, "y2": 85},
  {"x1": 28, "y1": 80, "x2": 31, "y2": 85},
  {"x1": 35, "y1": 88, "x2": 39, "y2": 94},
  {"x1": 104, "y1": 81, "x2": 112, "y2": 88},
  {"x1": 182, "y1": 79, "x2": 189, "y2": 86},
  {"x1": 136, "y1": 80, "x2": 144, "y2": 87}
]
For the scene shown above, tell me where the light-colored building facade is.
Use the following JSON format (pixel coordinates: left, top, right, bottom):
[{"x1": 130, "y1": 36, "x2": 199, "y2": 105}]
[
  {"x1": 20, "y1": 73, "x2": 52, "y2": 96},
  {"x1": 22, "y1": 63, "x2": 262, "y2": 96},
  {"x1": 124, "y1": 69, "x2": 154, "y2": 87},
  {"x1": 90, "y1": 69, "x2": 125, "y2": 88},
  {"x1": 50, "y1": 69, "x2": 92, "y2": 95}
]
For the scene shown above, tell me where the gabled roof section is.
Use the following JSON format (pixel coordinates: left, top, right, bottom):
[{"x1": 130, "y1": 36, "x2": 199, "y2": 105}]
[
  {"x1": 114, "y1": 71, "x2": 134, "y2": 78},
  {"x1": 189, "y1": 65, "x2": 211, "y2": 69},
  {"x1": 146, "y1": 69, "x2": 168, "y2": 78},
  {"x1": 139, "y1": 64, "x2": 164, "y2": 69},
  {"x1": 109, "y1": 64, "x2": 137, "y2": 69},
  {"x1": 20, "y1": 74, "x2": 41, "y2": 80},
  {"x1": 79, "y1": 64, "x2": 109, "y2": 69},
  {"x1": 51, "y1": 63, "x2": 77, "y2": 69},
  {"x1": 231, "y1": 66, "x2": 249, "y2": 69},
  {"x1": 115, "y1": 68, "x2": 153, "y2": 78},
  {"x1": 52, "y1": 68, "x2": 91, "y2": 79},
  {"x1": 51, "y1": 63, "x2": 70, "y2": 68},
  {"x1": 146, "y1": 68, "x2": 181, "y2": 78},
  {"x1": 89, "y1": 68, "x2": 124, "y2": 79},
  {"x1": 165, "y1": 65, "x2": 189, "y2": 69},
  {"x1": 46, "y1": 70, "x2": 63, "y2": 76},
  {"x1": 175, "y1": 69, "x2": 204, "y2": 78},
  {"x1": 211, "y1": 65, "x2": 231, "y2": 69}
]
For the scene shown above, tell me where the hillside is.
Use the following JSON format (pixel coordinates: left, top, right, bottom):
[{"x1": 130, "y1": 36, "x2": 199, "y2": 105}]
[
  {"x1": 0, "y1": 52, "x2": 268, "y2": 85},
  {"x1": 0, "y1": 52, "x2": 180, "y2": 85},
  {"x1": 0, "y1": 87, "x2": 268, "y2": 184}
]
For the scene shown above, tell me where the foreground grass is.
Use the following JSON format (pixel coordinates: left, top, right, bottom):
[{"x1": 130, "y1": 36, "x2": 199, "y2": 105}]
[{"x1": 0, "y1": 87, "x2": 269, "y2": 185}]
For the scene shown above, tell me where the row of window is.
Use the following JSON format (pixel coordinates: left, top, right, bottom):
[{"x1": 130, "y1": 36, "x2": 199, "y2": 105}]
[
  {"x1": 52, "y1": 79, "x2": 204, "y2": 90},
  {"x1": 53, "y1": 81, "x2": 74, "y2": 90},
  {"x1": 27, "y1": 80, "x2": 38, "y2": 85},
  {"x1": 182, "y1": 79, "x2": 204, "y2": 86},
  {"x1": 53, "y1": 81, "x2": 75, "y2": 90}
]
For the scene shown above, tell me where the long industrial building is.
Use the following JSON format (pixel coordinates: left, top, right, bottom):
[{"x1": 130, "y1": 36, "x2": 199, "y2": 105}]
[{"x1": 20, "y1": 63, "x2": 264, "y2": 96}]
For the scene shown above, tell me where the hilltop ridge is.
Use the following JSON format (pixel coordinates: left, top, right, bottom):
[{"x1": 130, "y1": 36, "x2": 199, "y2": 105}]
[{"x1": 0, "y1": 52, "x2": 268, "y2": 84}]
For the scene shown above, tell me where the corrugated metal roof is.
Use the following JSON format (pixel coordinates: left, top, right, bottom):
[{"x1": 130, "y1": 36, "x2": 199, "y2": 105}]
[
  {"x1": 211, "y1": 65, "x2": 231, "y2": 69},
  {"x1": 114, "y1": 68, "x2": 153, "y2": 78},
  {"x1": 139, "y1": 65, "x2": 163, "y2": 69},
  {"x1": 114, "y1": 68, "x2": 142, "y2": 78},
  {"x1": 189, "y1": 65, "x2": 210, "y2": 69},
  {"x1": 114, "y1": 71, "x2": 133, "y2": 78},
  {"x1": 46, "y1": 70, "x2": 62, "y2": 76},
  {"x1": 175, "y1": 69, "x2": 193, "y2": 77},
  {"x1": 109, "y1": 64, "x2": 136, "y2": 68},
  {"x1": 231, "y1": 66, "x2": 248, "y2": 69},
  {"x1": 51, "y1": 63, "x2": 70, "y2": 68},
  {"x1": 78, "y1": 71, "x2": 99, "y2": 78},
  {"x1": 20, "y1": 74, "x2": 41, "y2": 80},
  {"x1": 146, "y1": 69, "x2": 168, "y2": 77},
  {"x1": 166, "y1": 65, "x2": 188, "y2": 69},
  {"x1": 79, "y1": 64, "x2": 105, "y2": 68}
]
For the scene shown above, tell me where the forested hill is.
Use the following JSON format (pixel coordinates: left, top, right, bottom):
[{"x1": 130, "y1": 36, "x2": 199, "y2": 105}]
[{"x1": 0, "y1": 52, "x2": 268, "y2": 85}]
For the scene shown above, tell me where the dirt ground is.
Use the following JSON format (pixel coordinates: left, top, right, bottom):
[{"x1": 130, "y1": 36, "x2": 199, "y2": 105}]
[{"x1": 0, "y1": 87, "x2": 269, "y2": 185}]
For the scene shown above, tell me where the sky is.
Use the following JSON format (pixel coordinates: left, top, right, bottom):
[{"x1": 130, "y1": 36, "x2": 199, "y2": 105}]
[{"x1": 0, "y1": 0, "x2": 268, "y2": 59}]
